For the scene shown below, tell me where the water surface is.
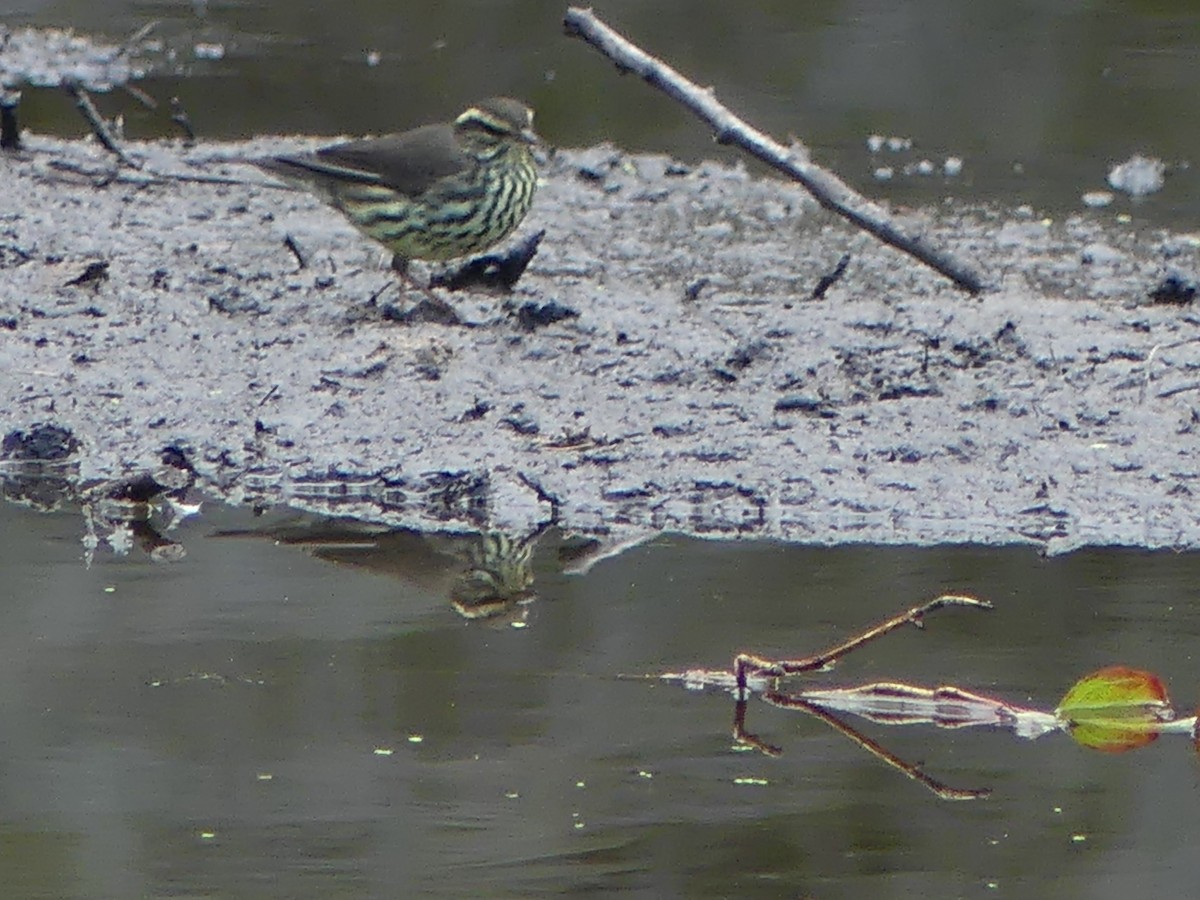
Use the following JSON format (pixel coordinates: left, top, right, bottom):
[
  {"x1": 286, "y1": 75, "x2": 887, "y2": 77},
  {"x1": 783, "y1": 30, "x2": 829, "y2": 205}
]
[
  {"x1": 5, "y1": 1, "x2": 1200, "y2": 895},
  {"x1": 8, "y1": 0, "x2": 1200, "y2": 223},
  {"x1": 3, "y1": 499, "x2": 1199, "y2": 897}
]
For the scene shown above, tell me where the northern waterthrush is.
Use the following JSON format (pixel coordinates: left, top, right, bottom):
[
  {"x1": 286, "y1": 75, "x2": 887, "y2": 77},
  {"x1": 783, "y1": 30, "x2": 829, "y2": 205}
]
[{"x1": 258, "y1": 97, "x2": 540, "y2": 272}]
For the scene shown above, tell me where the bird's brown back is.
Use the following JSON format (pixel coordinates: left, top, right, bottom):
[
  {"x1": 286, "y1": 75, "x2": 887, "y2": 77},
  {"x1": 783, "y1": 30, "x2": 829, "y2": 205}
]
[{"x1": 263, "y1": 124, "x2": 473, "y2": 199}]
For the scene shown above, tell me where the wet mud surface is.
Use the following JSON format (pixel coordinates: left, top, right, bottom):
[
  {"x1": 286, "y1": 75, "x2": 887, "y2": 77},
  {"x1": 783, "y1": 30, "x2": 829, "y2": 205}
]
[{"x1": 2, "y1": 135, "x2": 1199, "y2": 552}]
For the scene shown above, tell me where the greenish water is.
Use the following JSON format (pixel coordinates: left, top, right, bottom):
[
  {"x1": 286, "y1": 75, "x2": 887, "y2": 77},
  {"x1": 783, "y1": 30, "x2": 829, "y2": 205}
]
[
  {"x1": 6, "y1": 2, "x2": 1200, "y2": 895},
  {"x1": 3, "y1": 499, "x2": 1200, "y2": 898},
  {"x1": 8, "y1": 0, "x2": 1200, "y2": 223}
]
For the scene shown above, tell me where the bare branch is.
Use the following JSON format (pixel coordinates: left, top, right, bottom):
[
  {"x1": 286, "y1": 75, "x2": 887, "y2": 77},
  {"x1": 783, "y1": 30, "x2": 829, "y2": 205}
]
[
  {"x1": 563, "y1": 7, "x2": 986, "y2": 294},
  {"x1": 735, "y1": 594, "x2": 991, "y2": 691},
  {"x1": 170, "y1": 96, "x2": 196, "y2": 146},
  {"x1": 63, "y1": 80, "x2": 139, "y2": 169},
  {"x1": 118, "y1": 20, "x2": 159, "y2": 59},
  {"x1": 0, "y1": 89, "x2": 19, "y2": 150}
]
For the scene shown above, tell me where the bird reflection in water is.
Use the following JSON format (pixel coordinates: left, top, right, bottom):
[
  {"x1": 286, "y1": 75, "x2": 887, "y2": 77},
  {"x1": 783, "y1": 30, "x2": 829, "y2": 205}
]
[
  {"x1": 447, "y1": 529, "x2": 539, "y2": 620},
  {"x1": 213, "y1": 516, "x2": 551, "y2": 622}
]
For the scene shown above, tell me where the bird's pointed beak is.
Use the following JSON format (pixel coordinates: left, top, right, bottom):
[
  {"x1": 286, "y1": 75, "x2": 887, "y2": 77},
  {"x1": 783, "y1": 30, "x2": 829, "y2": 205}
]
[{"x1": 520, "y1": 126, "x2": 542, "y2": 146}]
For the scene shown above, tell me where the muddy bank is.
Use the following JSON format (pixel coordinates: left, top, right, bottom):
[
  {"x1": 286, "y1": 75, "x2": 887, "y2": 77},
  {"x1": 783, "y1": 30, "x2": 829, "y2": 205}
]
[{"x1": 1, "y1": 134, "x2": 1198, "y2": 553}]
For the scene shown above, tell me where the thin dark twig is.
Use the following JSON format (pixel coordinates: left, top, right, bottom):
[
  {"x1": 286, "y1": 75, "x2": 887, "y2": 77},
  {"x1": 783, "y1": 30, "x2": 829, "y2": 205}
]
[
  {"x1": 170, "y1": 96, "x2": 196, "y2": 145},
  {"x1": 258, "y1": 384, "x2": 280, "y2": 407},
  {"x1": 283, "y1": 234, "x2": 308, "y2": 270},
  {"x1": 366, "y1": 280, "x2": 394, "y2": 306},
  {"x1": 734, "y1": 594, "x2": 991, "y2": 692},
  {"x1": 563, "y1": 7, "x2": 986, "y2": 295},
  {"x1": 118, "y1": 20, "x2": 159, "y2": 59},
  {"x1": 121, "y1": 83, "x2": 158, "y2": 110},
  {"x1": 64, "y1": 80, "x2": 140, "y2": 169},
  {"x1": 1158, "y1": 382, "x2": 1200, "y2": 399},
  {"x1": 44, "y1": 158, "x2": 245, "y2": 186},
  {"x1": 812, "y1": 252, "x2": 851, "y2": 299},
  {"x1": 0, "y1": 90, "x2": 20, "y2": 150}
]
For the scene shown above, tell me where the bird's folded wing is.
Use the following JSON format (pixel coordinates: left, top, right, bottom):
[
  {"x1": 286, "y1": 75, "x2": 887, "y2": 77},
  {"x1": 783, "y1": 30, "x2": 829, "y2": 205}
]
[{"x1": 313, "y1": 123, "x2": 472, "y2": 197}]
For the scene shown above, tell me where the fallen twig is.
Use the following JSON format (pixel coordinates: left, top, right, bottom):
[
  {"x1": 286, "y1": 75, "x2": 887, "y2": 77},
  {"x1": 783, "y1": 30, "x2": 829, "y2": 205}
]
[
  {"x1": 170, "y1": 96, "x2": 196, "y2": 145},
  {"x1": 117, "y1": 20, "x2": 159, "y2": 59},
  {"x1": 812, "y1": 252, "x2": 851, "y2": 300},
  {"x1": 1157, "y1": 381, "x2": 1200, "y2": 399},
  {"x1": 44, "y1": 157, "x2": 246, "y2": 187},
  {"x1": 734, "y1": 593, "x2": 991, "y2": 692},
  {"x1": 63, "y1": 80, "x2": 139, "y2": 169},
  {"x1": 283, "y1": 234, "x2": 308, "y2": 270},
  {"x1": 0, "y1": 90, "x2": 19, "y2": 150},
  {"x1": 120, "y1": 83, "x2": 158, "y2": 110},
  {"x1": 563, "y1": 7, "x2": 986, "y2": 295}
]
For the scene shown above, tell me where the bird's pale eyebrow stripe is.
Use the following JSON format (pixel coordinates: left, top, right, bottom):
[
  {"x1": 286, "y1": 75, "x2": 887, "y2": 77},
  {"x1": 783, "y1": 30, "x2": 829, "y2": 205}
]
[
  {"x1": 459, "y1": 110, "x2": 514, "y2": 136},
  {"x1": 459, "y1": 107, "x2": 497, "y2": 126}
]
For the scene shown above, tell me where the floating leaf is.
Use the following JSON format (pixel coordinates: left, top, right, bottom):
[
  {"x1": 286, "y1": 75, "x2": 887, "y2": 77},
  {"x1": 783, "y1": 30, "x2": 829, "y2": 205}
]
[
  {"x1": 1057, "y1": 666, "x2": 1172, "y2": 753},
  {"x1": 1058, "y1": 666, "x2": 1169, "y2": 713}
]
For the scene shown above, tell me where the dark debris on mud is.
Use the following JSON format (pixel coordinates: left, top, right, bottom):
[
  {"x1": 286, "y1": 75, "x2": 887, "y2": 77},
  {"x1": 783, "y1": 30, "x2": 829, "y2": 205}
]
[{"x1": 2, "y1": 134, "x2": 1199, "y2": 553}]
